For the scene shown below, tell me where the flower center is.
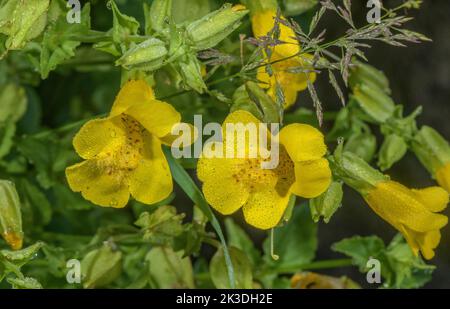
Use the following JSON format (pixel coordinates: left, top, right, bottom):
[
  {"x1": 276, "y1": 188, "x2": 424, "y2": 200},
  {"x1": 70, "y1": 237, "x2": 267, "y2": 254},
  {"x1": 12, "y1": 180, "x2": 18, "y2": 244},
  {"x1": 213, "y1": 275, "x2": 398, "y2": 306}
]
[{"x1": 97, "y1": 115, "x2": 146, "y2": 181}]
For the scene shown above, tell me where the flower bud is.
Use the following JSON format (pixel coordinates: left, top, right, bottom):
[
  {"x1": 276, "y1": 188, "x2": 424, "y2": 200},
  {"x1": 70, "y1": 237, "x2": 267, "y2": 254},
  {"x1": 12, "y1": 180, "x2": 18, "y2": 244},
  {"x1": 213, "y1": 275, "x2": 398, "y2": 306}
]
[
  {"x1": 81, "y1": 244, "x2": 122, "y2": 288},
  {"x1": 310, "y1": 181, "x2": 343, "y2": 223},
  {"x1": 352, "y1": 84, "x2": 395, "y2": 123},
  {"x1": 178, "y1": 53, "x2": 207, "y2": 93},
  {"x1": 116, "y1": 38, "x2": 168, "y2": 71},
  {"x1": 0, "y1": 180, "x2": 23, "y2": 250},
  {"x1": 186, "y1": 4, "x2": 248, "y2": 51},
  {"x1": 231, "y1": 85, "x2": 265, "y2": 121},
  {"x1": 245, "y1": 81, "x2": 281, "y2": 123},
  {"x1": 377, "y1": 134, "x2": 408, "y2": 171}
]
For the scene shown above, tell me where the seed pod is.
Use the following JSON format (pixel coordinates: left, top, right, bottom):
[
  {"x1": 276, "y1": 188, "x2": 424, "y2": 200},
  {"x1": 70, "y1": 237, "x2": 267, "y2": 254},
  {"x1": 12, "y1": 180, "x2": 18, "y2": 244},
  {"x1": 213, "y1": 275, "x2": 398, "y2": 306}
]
[
  {"x1": 344, "y1": 132, "x2": 377, "y2": 162},
  {"x1": 352, "y1": 84, "x2": 396, "y2": 123},
  {"x1": 148, "y1": 0, "x2": 172, "y2": 33},
  {"x1": 0, "y1": 180, "x2": 23, "y2": 250},
  {"x1": 310, "y1": 181, "x2": 343, "y2": 223},
  {"x1": 349, "y1": 60, "x2": 391, "y2": 95},
  {"x1": 377, "y1": 134, "x2": 408, "y2": 171},
  {"x1": 186, "y1": 4, "x2": 248, "y2": 51},
  {"x1": 178, "y1": 53, "x2": 207, "y2": 93},
  {"x1": 116, "y1": 38, "x2": 168, "y2": 71}
]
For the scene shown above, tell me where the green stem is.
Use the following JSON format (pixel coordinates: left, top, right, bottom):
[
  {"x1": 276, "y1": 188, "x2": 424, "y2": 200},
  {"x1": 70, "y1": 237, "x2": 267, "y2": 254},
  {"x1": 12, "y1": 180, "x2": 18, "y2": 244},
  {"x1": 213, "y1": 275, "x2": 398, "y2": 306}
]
[{"x1": 276, "y1": 258, "x2": 353, "y2": 274}]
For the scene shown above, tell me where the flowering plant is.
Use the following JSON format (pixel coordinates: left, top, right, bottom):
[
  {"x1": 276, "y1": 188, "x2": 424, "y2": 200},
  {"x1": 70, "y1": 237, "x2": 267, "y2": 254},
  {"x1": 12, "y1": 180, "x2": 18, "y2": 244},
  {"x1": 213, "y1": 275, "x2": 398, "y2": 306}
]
[{"x1": 0, "y1": 0, "x2": 448, "y2": 289}]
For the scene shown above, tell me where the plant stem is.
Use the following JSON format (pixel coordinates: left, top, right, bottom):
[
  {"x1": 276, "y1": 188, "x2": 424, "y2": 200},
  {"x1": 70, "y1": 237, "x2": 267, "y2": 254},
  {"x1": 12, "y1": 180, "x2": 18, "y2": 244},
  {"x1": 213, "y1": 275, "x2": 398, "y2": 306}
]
[{"x1": 276, "y1": 258, "x2": 353, "y2": 274}]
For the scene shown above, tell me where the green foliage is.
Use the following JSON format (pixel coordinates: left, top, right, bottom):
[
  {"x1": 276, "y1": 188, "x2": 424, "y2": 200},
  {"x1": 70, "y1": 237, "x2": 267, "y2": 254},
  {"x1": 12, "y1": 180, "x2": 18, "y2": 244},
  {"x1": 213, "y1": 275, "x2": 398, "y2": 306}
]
[
  {"x1": 333, "y1": 235, "x2": 435, "y2": 288},
  {"x1": 0, "y1": 0, "x2": 443, "y2": 290}
]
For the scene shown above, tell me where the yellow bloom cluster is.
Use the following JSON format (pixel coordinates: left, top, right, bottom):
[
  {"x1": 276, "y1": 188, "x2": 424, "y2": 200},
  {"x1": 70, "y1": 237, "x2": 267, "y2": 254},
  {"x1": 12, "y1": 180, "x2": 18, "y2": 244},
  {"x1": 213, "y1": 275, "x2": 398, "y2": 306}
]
[
  {"x1": 251, "y1": 10, "x2": 316, "y2": 108},
  {"x1": 66, "y1": 80, "x2": 181, "y2": 208},
  {"x1": 197, "y1": 110, "x2": 331, "y2": 229},
  {"x1": 365, "y1": 181, "x2": 448, "y2": 259}
]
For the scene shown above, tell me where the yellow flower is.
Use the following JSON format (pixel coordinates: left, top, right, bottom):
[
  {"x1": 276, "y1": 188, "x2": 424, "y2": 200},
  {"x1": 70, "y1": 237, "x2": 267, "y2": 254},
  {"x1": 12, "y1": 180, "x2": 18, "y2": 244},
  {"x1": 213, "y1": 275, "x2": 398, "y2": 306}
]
[
  {"x1": 251, "y1": 10, "x2": 316, "y2": 108},
  {"x1": 364, "y1": 180, "x2": 448, "y2": 259},
  {"x1": 66, "y1": 80, "x2": 182, "y2": 208},
  {"x1": 436, "y1": 162, "x2": 450, "y2": 192},
  {"x1": 197, "y1": 110, "x2": 331, "y2": 229}
]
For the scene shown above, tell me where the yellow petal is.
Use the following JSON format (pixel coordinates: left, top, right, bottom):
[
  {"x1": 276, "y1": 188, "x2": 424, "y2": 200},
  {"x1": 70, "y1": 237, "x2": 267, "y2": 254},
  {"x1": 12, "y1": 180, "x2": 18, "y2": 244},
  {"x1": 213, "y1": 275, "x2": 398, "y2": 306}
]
[
  {"x1": 291, "y1": 158, "x2": 332, "y2": 198},
  {"x1": 279, "y1": 123, "x2": 327, "y2": 162},
  {"x1": 65, "y1": 160, "x2": 130, "y2": 208},
  {"x1": 203, "y1": 177, "x2": 249, "y2": 215},
  {"x1": 411, "y1": 186, "x2": 449, "y2": 212},
  {"x1": 160, "y1": 123, "x2": 198, "y2": 147},
  {"x1": 436, "y1": 162, "x2": 450, "y2": 192},
  {"x1": 251, "y1": 10, "x2": 300, "y2": 58},
  {"x1": 124, "y1": 100, "x2": 181, "y2": 138},
  {"x1": 242, "y1": 188, "x2": 291, "y2": 229},
  {"x1": 110, "y1": 80, "x2": 155, "y2": 117},
  {"x1": 129, "y1": 133, "x2": 173, "y2": 205},
  {"x1": 420, "y1": 230, "x2": 441, "y2": 260},
  {"x1": 197, "y1": 143, "x2": 236, "y2": 182},
  {"x1": 72, "y1": 116, "x2": 126, "y2": 160}
]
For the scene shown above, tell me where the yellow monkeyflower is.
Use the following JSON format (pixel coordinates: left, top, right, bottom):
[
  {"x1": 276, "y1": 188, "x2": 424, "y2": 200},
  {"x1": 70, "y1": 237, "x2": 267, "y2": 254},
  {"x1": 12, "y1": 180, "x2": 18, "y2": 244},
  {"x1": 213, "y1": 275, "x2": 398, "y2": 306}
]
[
  {"x1": 252, "y1": 10, "x2": 316, "y2": 108},
  {"x1": 197, "y1": 110, "x2": 331, "y2": 229},
  {"x1": 436, "y1": 162, "x2": 450, "y2": 192},
  {"x1": 66, "y1": 80, "x2": 182, "y2": 208},
  {"x1": 364, "y1": 180, "x2": 448, "y2": 259}
]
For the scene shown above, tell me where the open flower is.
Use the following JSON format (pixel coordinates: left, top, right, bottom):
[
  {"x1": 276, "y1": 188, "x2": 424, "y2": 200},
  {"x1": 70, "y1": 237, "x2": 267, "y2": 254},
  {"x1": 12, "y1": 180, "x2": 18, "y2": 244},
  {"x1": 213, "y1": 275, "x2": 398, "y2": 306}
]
[
  {"x1": 436, "y1": 162, "x2": 450, "y2": 192},
  {"x1": 197, "y1": 110, "x2": 331, "y2": 229},
  {"x1": 252, "y1": 10, "x2": 316, "y2": 108},
  {"x1": 66, "y1": 80, "x2": 181, "y2": 208},
  {"x1": 364, "y1": 180, "x2": 448, "y2": 259}
]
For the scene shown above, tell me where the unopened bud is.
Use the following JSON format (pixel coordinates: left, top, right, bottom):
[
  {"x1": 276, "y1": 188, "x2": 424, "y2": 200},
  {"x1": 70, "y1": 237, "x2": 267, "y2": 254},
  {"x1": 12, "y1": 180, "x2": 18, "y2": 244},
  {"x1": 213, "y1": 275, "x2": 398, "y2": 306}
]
[
  {"x1": 116, "y1": 38, "x2": 168, "y2": 71},
  {"x1": 0, "y1": 180, "x2": 23, "y2": 250},
  {"x1": 352, "y1": 84, "x2": 395, "y2": 123}
]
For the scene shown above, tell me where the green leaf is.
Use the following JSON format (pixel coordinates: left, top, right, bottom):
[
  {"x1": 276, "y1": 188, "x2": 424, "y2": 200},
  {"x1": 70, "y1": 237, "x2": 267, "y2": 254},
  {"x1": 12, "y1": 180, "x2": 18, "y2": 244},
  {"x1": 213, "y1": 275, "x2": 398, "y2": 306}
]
[
  {"x1": 224, "y1": 218, "x2": 260, "y2": 266},
  {"x1": 164, "y1": 147, "x2": 236, "y2": 288},
  {"x1": 263, "y1": 205, "x2": 317, "y2": 270},
  {"x1": 0, "y1": 0, "x2": 50, "y2": 50},
  {"x1": 332, "y1": 235, "x2": 385, "y2": 272},
  {"x1": 332, "y1": 235, "x2": 435, "y2": 288},
  {"x1": 0, "y1": 242, "x2": 44, "y2": 267},
  {"x1": 7, "y1": 276, "x2": 42, "y2": 289},
  {"x1": 147, "y1": 246, "x2": 194, "y2": 288},
  {"x1": 210, "y1": 246, "x2": 253, "y2": 289},
  {"x1": 19, "y1": 179, "x2": 52, "y2": 226},
  {"x1": 0, "y1": 120, "x2": 16, "y2": 160},
  {"x1": 39, "y1": 1, "x2": 91, "y2": 78}
]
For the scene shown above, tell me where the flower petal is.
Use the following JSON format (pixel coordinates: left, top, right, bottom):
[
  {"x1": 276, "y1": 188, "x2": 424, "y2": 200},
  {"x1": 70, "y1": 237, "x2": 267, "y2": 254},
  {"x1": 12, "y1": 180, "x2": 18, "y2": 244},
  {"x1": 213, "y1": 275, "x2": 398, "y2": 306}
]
[
  {"x1": 159, "y1": 123, "x2": 198, "y2": 147},
  {"x1": 203, "y1": 177, "x2": 249, "y2": 215},
  {"x1": 436, "y1": 162, "x2": 450, "y2": 192},
  {"x1": 251, "y1": 10, "x2": 300, "y2": 58},
  {"x1": 124, "y1": 100, "x2": 181, "y2": 138},
  {"x1": 411, "y1": 186, "x2": 449, "y2": 212},
  {"x1": 242, "y1": 188, "x2": 291, "y2": 229},
  {"x1": 65, "y1": 160, "x2": 130, "y2": 208},
  {"x1": 110, "y1": 80, "x2": 155, "y2": 116},
  {"x1": 197, "y1": 143, "x2": 236, "y2": 182},
  {"x1": 72, "y1": 116, "x2": 126, "y2": 160},
  {"x1": 279, "y1": 123, "x2": 327, "y2": 162},
  {"x1": 129, "y1": 133, "x2": 172, "y2": 205},
  {"x1": 291, "y1": 158, "x2": 332, "y2": 198}
]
